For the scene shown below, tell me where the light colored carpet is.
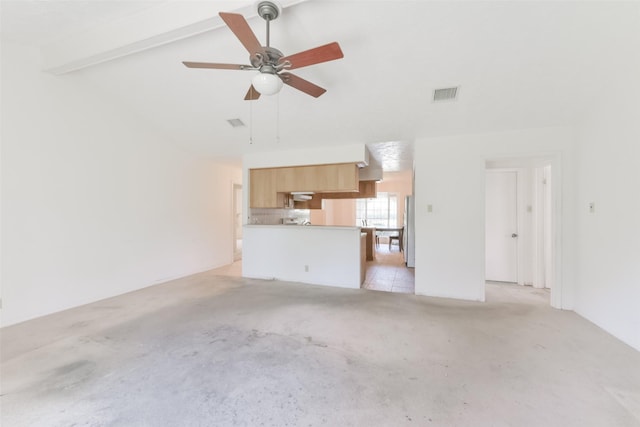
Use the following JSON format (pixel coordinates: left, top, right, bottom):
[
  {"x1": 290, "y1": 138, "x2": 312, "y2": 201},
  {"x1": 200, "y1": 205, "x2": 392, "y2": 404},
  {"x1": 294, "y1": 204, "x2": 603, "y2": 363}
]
[{"x1": 2, "y1": 272, "x2": 639, "y2": 426}]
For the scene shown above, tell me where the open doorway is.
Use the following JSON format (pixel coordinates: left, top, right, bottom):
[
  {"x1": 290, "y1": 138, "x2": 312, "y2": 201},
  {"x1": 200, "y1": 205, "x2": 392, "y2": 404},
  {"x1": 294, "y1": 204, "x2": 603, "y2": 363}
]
[
  {"x1": 363, "y1": 239, "x2": 414, "y2": 294},
  {"x1": 359, "y1": 171, "x2": 415, "y2": 294},
  {"x1": 233, "y1": 183, "x2": 243, "y2": 262},
  {"x1": 485, "y1": 157, "x2": 559, "y2": 306}
]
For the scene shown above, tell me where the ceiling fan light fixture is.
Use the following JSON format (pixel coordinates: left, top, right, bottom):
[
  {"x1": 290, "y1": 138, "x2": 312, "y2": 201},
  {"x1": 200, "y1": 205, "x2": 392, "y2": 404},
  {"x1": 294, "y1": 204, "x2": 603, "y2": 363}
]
[
  {"x1": 252, "y1": 72, "x2": 282, "y2": 95},
  {"x1": 183, "y1": 3, "x2": 344, "y2": 99}
]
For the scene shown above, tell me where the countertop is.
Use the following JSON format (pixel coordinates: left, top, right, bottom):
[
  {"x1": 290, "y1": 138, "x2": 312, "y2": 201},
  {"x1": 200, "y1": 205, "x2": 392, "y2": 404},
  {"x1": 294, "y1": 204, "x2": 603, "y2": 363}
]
[{"x1": 244, "y1": 224, "x2": 361, "y2": 231}]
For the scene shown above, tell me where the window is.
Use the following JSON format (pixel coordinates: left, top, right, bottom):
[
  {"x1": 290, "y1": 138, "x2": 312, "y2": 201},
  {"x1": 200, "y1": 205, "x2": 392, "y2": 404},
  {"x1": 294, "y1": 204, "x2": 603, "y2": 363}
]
[{"x1": 356, "y1": 192, "x2": 397, "y2": 227}]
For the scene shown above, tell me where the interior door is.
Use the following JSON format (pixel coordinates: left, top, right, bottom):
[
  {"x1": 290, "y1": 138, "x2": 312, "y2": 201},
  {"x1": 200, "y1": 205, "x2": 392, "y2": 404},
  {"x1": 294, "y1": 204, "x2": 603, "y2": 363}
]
[{"x1": 485, "y1": 171, "x2": 518, "y2": 282}]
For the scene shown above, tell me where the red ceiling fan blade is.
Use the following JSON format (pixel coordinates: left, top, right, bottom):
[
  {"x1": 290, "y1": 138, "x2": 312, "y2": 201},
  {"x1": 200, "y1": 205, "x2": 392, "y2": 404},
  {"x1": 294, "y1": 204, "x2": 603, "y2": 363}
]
[
  {"x1": 219, "y1": 12, "x2": 264, "y2": 56},
  {"x1": 279, "y1": 42, "x2": 344, "y2": 70},
  {"x1": 244, "y1": 85, "x2": 261, "y2": 100},
  {"x1": 182, "y1": 61, "x2": 255, "y2": 70},
  {"x1": 279, "y1": 72, "x2": 327, "y2": 97}
]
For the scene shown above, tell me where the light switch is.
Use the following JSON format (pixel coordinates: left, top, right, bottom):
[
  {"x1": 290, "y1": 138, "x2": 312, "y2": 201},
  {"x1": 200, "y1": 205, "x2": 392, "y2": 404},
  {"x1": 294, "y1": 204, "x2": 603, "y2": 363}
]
[
  {"x1": 427, "y1": 204, "x2": 433, "y2": 213},
  {"x1": 589, "y1": 202, "x2": 595, "y2": 213}
]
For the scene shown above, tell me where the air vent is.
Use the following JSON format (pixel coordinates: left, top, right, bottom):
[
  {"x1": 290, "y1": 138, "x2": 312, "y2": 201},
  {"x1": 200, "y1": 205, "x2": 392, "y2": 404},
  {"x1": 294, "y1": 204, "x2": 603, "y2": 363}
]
[
  {"x1": 433, "y1": 86, "x2": 459, "y2": 102},
  {"x1": 227, "y1": 118, "x2": 245, "y2": 127}
]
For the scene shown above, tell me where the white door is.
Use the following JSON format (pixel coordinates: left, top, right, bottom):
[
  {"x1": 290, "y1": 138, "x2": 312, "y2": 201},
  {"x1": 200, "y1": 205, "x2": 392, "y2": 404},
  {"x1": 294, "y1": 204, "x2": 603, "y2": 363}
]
[{"x1": 486, "y1": 171, "x2": 518, "y2": 282}]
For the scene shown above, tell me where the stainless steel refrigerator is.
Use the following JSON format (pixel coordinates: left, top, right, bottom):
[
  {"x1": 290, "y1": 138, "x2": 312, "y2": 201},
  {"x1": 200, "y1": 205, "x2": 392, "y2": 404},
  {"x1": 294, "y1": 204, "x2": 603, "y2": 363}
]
[{"x1": 403, "y1": 196, "x2": 415, "y2": 267}]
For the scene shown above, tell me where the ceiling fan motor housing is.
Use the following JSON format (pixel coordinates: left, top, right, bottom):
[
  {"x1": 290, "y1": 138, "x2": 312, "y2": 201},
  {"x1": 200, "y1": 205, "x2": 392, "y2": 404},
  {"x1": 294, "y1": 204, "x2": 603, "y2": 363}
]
[{"x1": 250, "y1": 46, "x2": 284, "y2": 70}]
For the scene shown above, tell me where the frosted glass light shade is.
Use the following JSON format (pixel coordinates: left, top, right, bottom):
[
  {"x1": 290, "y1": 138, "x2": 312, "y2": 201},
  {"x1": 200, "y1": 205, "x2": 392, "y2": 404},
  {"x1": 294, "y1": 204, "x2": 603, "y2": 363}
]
[{"x1": 252, "y1": 72, "x2": 283, "y2": 95}]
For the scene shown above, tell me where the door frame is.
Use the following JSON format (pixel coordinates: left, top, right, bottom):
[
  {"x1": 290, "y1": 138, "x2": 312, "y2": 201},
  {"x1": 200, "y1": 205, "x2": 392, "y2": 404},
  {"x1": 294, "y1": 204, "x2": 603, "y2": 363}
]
[
  {"x1": 532, "y1": 164, "x2": 555, "y2": 291},
  {"x1": 232, "y1": 182, "x2": 243, "y2": 262},
  {"x1": 485, "y1": 155, "x2": 562, "y2": 309}
]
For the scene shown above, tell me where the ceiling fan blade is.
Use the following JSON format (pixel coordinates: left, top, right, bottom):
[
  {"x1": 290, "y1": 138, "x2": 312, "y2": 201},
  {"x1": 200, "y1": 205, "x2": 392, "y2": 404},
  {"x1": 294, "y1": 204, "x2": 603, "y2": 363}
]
[
  {"x1": 219, "y1": 12, "x2": 264, "y2": 56},
  {"x1": 279, "y1": 72, "x2": 327, "y2": 98},
  {"x1": 244, "y1": 85, "x2": 261, "y2": 101},
  {"x1": 279, "y1": 42, "x2": 344, "y2": 70},
  {"x1": 182, "y1": 61, "x2": 255, "y2": 70}
]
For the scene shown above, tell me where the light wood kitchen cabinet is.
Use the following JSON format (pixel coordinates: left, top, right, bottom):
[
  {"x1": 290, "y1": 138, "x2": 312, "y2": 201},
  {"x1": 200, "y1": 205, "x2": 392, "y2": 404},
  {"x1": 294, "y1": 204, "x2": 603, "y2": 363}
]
[
  {"x1": 275, "y1": 163, "x2": 359, "y2": 193},
  {"x1": 250, "y1": 168, "x2": 286, "y2": 208},
  {"x1": 358, "y1": 180, "x2": 377, "y2": 198},
  {"x1": 362, "y1": 227, "x2": 376, "y2": 261},
  {"x1": 293, "y1": 195, "x2": 323, "y2": 210},
  {"x1": 250, "y1": 163, "x2": 360, "y2": 208},
  {"x1": 275, "y1": 167, "x2": 295, "y2": 191},
  {"x1": 314, "y1": 163, "x2": 359, "y2": 192},
  {"x1": 319, "y1": 180, "x2": 377, "y2": 199}
]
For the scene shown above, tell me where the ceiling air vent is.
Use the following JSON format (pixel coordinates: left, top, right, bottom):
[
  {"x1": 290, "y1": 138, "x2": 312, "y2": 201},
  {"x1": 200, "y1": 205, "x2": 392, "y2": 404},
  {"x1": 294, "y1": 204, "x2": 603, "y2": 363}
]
[
  {"x1": 227, "y1": 118, "x2": 245, "y2": 127},
  {"x1": 433, "y1": 86, "x2": 459, "y2": 102}
]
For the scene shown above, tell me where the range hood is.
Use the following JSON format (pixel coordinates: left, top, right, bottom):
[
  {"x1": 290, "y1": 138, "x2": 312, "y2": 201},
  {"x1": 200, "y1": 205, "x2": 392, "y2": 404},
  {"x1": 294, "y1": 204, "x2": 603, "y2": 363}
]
[{"x1": 291, "y1": 191, "x2": 314, "y2": 201}]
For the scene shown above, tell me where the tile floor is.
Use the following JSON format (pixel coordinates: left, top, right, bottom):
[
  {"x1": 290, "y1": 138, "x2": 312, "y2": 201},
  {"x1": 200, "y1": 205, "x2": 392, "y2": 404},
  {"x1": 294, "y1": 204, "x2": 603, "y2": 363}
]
[{"x1": 362, "y1": 240, "x2": 415, "y2": 294}]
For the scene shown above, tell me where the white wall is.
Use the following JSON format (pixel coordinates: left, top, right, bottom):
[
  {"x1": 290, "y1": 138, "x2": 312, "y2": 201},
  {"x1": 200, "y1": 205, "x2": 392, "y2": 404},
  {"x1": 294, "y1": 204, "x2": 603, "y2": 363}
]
[
  {"x1": 243, "y1": 144, "x2": 368, "y2": 170},
  {"x1": 242, "y1": 225, "x2": 362, "y2": 289},
  {"x1": 572, "y1": 38, "x2": 640, "y2": 350},
  {"x1": 377, "y1": 171, "x2": 413, "y2": 227},
  {"x1": 317, "y1": 199, "x2": 356, "y2": 226},
  {"x1": 413, "y1": 127, "x2": 575, "y2": 304},
  {"x1": 1, "y1": 42, "x2": 241, "y2": 326}
]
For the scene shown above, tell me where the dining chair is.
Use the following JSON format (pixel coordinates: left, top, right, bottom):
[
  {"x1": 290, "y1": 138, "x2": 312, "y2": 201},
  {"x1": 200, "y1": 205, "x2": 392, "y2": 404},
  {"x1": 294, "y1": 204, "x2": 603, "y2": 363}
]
[
  {"x1": 388, "y1": 228, "x2": 403, "y2": 251},
  {"x1": 388, "y1": 233, "x2": 399, "y2": 251},
  {"x1": 375, "y1": 230, "x2": 382, "y2": 247}
]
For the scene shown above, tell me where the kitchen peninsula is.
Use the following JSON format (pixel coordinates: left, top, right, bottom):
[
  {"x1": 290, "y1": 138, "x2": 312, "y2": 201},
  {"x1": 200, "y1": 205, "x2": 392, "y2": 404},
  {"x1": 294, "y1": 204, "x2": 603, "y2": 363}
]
[
  {"x1": 243, "y1": 225, "x2": 366, "y2": 288},
  {"x1": 242, "y1": 145, "x2": 382, "y2": 290}
]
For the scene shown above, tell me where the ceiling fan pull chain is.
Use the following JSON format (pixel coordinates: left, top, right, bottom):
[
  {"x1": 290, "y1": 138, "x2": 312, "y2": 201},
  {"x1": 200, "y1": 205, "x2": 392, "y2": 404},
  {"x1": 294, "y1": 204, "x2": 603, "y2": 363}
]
[{"x1": 276, "y1": 92, "x2": 280, "y2": 143}]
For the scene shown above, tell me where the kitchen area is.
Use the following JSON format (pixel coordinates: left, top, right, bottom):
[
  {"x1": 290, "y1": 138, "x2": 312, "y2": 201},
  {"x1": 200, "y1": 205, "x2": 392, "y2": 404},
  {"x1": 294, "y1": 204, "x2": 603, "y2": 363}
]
[{"x1": 242, "y1": 145, "x2": 414, "y2": 293}]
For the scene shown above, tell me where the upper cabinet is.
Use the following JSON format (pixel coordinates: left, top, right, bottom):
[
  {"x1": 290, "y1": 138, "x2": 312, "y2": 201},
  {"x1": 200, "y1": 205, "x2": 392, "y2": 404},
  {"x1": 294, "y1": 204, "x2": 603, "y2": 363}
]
[
  {"x1": 250, "y1": 163, "x2": 360, "y2": 208},
  {"x1": 319, "y1": 180, "x2": 377, "y2": 200},
  {"x1": 249, "y1": 168, "x2": 286, "y2": 208},
  {"x1": 311, "y1": 163, "x2": 360, "y2": 192},
  {"x1": 275, "y1": 163, "x2": 359, "y2": 193}
]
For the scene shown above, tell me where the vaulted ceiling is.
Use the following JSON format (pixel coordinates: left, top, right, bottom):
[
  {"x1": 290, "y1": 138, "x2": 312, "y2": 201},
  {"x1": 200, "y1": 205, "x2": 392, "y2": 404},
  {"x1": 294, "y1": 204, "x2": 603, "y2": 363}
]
[{"x1": 2, "y1": 1, "x2": 637, "y2": 169}]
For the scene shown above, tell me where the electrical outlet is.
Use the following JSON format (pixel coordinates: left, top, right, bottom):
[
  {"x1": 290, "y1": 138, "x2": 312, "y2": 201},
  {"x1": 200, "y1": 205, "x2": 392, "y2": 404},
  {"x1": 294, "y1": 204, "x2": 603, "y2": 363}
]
[{"x1": 304, "y1": 265, "x2": 309, "y2": 272}]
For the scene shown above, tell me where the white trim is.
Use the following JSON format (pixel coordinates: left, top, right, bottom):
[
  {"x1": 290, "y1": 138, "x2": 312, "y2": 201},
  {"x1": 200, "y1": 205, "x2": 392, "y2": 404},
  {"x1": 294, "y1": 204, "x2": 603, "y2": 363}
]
[
  {"x1": 549, "y1": 156, "x2": 562, "y2": 309},
  {"x1": 532, "y1": 166, "x2": 545, "y2": 288},
  {"x1": 232, "y1": 182, "x2": 243, "y2": 262},
  {"x1": 485, "y1": 153, "x2": 563, "y2": 309}
]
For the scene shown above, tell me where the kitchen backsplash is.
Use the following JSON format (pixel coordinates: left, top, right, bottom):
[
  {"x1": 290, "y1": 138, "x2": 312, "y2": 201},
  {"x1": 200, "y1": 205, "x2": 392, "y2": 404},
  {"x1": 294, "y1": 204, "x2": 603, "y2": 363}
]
[{"x1": 249, "y1": 208, "x2": 311, "y2": 225}]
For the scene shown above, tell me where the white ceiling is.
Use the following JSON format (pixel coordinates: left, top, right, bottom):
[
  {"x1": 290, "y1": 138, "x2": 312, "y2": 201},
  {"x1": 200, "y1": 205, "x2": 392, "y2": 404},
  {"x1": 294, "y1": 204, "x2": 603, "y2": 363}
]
[{"x1": 2, "y1": 0, "x2": 638, "y2": 170}]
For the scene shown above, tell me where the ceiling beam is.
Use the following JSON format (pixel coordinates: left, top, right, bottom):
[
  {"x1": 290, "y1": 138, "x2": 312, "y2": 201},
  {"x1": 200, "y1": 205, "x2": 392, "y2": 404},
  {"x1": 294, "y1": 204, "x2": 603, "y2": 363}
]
[{"x1": 42, "y1": 0, "x2": 308, "y2": 75}]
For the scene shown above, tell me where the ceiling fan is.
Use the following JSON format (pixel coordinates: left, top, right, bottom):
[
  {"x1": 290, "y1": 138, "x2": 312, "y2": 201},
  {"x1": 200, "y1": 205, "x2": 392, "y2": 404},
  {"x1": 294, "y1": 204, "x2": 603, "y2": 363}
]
[{"x1": 183, "y1": 1, "x2": 344, "y2": 100}]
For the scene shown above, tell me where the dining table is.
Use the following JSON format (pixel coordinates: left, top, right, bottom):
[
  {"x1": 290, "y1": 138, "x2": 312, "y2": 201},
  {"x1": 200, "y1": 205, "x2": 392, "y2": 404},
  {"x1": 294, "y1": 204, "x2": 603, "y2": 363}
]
[{"x1": 373, "y1": 227, "x2": 404, "y2": 251}]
